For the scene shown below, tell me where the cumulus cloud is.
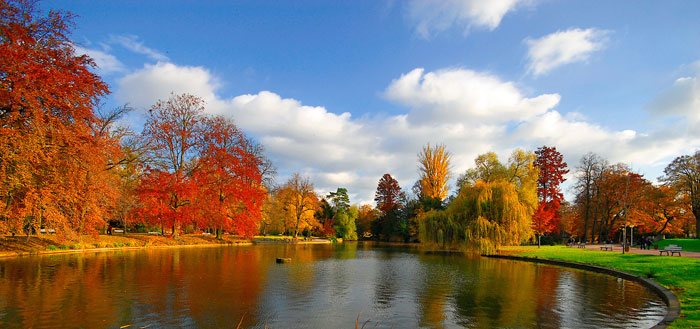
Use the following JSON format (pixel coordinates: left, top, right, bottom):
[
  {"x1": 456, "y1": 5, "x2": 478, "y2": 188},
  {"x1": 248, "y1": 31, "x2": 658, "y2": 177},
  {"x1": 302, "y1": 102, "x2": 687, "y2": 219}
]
[
  {"x1": 115, "y1": 62, "x2": 219, "y2": 109},
  {"x1": 115, "y1": 63, "x2": 698, "y2": 203},
  {"x1": 384, "y1": 68, "x2": 560, "y2": 123},
  {"x1": 525, "y1": 28, "x2": 609, "y2": 76},
  {"x1": 73, "y1": 45, "x2": 124, "y2": 74},
  {"x1": 406, "y1": 0, "x2": 527, "y2": 38}
]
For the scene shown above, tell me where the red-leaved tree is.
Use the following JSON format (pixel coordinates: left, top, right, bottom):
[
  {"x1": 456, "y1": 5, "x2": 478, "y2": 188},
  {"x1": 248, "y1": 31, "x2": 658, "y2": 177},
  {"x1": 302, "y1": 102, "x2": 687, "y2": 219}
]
[
  {"x1": 194, "y1": 116, "x2": 265, "y2": 238},
  {"x1": 533, "y1": 146, "x2": 568, "y2": 246}
]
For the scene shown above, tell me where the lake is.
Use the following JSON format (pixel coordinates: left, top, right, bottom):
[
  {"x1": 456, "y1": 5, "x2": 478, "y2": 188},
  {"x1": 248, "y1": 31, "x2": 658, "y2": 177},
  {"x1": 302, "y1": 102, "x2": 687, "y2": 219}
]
[{"x1": 0, "y1": 243, "x2": 665, "y2": 328}]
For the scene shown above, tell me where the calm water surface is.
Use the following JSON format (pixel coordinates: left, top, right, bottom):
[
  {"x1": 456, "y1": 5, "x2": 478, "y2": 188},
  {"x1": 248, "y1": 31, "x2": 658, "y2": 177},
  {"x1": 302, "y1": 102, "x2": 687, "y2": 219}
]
[{"x1": 0, "y1": 243, "x2": 665, "y2": 328}]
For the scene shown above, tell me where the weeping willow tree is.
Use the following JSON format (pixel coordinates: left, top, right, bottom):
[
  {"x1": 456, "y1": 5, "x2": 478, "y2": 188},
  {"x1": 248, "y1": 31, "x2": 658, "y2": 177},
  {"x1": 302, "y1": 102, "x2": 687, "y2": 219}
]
[{"x1": 420, "y1": 150, "x2": 537, "y2": 254}]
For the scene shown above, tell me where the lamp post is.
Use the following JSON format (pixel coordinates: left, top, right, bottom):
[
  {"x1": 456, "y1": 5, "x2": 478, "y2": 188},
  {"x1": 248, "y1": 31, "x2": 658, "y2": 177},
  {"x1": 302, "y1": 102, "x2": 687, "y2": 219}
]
[{"x1": 622, "y1": 170, "x2": 630, "y2": 254}]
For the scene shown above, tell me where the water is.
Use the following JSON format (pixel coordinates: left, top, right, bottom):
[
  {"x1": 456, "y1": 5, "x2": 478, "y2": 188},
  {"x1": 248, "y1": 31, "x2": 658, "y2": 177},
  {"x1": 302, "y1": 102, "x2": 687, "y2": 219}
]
[{"x1": 0, "y1": 243, "x2": 665, "y2": 328}]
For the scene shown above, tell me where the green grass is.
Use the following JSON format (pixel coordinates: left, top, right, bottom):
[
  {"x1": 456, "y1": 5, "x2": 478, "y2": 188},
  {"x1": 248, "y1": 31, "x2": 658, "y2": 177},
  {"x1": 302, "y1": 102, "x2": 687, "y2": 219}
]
[
  {"x1": 657, "y1": 239, "x2": 700, "y2": 252},
  {"x1": 504, "y1": 246, "x2": 700, "y2": 328}
]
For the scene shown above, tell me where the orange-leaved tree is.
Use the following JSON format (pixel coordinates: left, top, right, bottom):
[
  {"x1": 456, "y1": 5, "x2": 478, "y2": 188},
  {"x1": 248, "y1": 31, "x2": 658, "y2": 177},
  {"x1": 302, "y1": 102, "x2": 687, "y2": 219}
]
[{"x1": 0, "y1": 0, "x2": 117, "y2": 238}]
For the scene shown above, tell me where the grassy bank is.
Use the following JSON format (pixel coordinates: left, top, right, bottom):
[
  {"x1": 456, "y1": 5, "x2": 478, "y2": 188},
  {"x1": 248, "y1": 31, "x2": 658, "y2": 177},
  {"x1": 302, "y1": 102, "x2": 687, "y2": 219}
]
[
  {"x1": 0, "y1": 233, "x2": 251, "y2": 258},
  {"x1": 657, "y1": 239, "x2": 700, "y2": 252},
  {"x1": 501, "y1": 246, "x2": 699, "y2": 328}
]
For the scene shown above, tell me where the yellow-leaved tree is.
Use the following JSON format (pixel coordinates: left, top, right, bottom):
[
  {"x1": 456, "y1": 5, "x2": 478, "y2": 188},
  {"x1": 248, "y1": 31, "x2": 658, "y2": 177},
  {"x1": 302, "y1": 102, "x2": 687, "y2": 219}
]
[
  {"x1": 420, "y1": 149, "x2": 537, "y2": 254},
  {"x1": 417, "y1": 143, "x2": 452, "y2": 201}
]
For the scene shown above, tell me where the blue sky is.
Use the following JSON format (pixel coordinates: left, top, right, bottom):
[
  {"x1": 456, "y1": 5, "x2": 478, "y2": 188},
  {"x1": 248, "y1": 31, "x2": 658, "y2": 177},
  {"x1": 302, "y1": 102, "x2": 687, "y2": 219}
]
[{"x1": 50, "y1": 0, "x2": 700, "y2": 203}]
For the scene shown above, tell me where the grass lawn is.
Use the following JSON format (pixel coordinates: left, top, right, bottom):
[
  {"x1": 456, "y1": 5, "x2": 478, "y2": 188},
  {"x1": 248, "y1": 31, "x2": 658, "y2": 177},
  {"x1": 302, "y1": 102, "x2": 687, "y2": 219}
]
[
  {"x1": 657, "y1": 239, "x2": 700, "y2": 252},
  {"x1": 501, "y1": 246, "x2": 700, "y2": 328}
]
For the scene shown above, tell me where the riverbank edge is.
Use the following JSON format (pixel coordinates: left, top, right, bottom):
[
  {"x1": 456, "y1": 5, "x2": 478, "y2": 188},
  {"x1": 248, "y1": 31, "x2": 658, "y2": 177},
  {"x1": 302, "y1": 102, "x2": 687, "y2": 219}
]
[
  {"x1": 0, "y1": 238, "x2": 334, "y2": 259},
  {"x1": 484, "y1": 254, "x2": 680, "y2": 329}
]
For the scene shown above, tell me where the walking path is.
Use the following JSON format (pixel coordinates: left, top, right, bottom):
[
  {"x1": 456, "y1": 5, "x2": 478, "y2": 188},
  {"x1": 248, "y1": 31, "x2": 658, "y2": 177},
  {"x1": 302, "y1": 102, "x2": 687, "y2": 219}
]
[{"x1": 583, "y1": 244, "x2": 700, "y2": 258}]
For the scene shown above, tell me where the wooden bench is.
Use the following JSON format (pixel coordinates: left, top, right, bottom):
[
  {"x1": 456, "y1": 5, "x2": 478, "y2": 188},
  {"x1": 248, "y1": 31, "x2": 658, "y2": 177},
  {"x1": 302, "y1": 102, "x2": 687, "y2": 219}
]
[
  {"x1": 148, "y1": 231, "x2": 162, "y2": 236},
  {"x1": 659, "y1": 244, "x2": 682, "y2": 256},
  {"x1": 600, "y1": 244, "x2": 613, "y2": 251},
  {"x1": 577, "y1": 243, "x2": 586, "y2": 248},
  {"x1": 113, "y1": 229, "x2": 124, "y2": 234}
]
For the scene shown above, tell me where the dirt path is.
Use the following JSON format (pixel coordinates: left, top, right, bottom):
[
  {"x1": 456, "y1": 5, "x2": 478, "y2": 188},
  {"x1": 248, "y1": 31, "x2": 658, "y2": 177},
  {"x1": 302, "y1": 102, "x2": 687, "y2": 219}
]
[{"x1": 583, "y1": 244, "x2": 700, "y2": 258}]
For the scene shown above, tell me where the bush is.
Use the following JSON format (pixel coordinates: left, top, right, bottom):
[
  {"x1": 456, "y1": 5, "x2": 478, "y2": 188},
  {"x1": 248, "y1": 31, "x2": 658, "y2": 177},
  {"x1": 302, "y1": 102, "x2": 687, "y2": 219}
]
[
  {"x1": 58, "y1": 245, "x2": 68, "y2": 250},
  {"x1": 46, "y1": 245, "x2": 58, "y2": 251}
]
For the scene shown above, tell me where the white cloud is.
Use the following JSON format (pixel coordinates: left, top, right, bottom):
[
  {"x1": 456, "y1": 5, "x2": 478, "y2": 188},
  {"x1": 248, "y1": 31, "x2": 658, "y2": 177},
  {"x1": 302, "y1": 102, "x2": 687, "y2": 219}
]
[
  {"x1": 115, "y1": 62, "x2": 219, "y2": 110},
  {"x1": 406, "y1": 0, "x2": 527, "y2": 38},
  {"x1": 109, "y1": 35, "x2": 169, "y2": 62},
  {"x1": 384, "y1": 68, "x2": 560, "y2": 123},
  {"x1": 73, "y1": 45, "x2": 124, "y2": 74},
  {"x1": 525, "y1": 28, "x2": 609, "y2": 76},
  {"x1": 115, "y1": 63, "x2": 698, "y2": 204}
]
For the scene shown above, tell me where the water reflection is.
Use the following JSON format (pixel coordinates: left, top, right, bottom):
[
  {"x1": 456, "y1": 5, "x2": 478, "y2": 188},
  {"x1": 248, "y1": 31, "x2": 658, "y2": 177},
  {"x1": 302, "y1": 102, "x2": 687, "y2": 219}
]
[{"x1": 0, "y1": 243, "x2": 665, "y2": 328}]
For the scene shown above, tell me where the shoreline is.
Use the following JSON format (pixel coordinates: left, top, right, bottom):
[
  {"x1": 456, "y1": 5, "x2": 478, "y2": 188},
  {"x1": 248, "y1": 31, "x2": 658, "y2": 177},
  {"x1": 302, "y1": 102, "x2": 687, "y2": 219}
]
[
  {"x1": 0, "y1": 234, "x2": 334, "y2": 259},
  {"x1": 485, "y1": 253, "x2": 679, "y2": 329}
]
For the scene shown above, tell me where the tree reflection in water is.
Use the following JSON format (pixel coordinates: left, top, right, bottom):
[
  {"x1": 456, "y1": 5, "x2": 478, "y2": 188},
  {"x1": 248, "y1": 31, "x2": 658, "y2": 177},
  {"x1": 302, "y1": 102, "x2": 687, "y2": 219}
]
[{"x1": 0, "y1": 244, "x2": 665, "y2": 328}]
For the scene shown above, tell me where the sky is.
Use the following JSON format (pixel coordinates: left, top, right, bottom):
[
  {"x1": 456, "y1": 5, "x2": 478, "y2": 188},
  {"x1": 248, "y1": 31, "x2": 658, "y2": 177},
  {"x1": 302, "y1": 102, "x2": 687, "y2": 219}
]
[{"x1": 49, "y1": 0, "x2": 700, "y2": 204}]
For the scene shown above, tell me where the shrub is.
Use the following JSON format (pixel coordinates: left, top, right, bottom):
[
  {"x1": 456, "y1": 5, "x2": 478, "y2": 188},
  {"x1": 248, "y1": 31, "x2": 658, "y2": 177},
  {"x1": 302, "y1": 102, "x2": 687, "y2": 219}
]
[{"x1": 46, "y1": 245, "x2": 58, "y2": 251}]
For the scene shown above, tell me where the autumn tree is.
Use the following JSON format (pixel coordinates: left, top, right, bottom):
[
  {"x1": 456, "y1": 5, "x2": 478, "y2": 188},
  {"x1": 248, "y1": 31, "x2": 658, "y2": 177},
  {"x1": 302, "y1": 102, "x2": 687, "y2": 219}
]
[
  {"x1": 660, "y1": 151, "x2": 700, "y2": 238},
  {"x1": 421, "y1": 150, "x2": 537, "y2": 253},
  {"x1": 280, "y1": 173, "x2": 318, "y2": 239},
  {"x1": 0, "y1": 0, "x2": 119, "y2": 238},
  {"x1": 532, "y1": 146, "x2": 568, "y2": 247},
  {"x1": 194, "y1": 116, "x2": 265, "y2": 238},
  {"x1": 417, "y1": 143, "x2": 451, "y2": 203},
  {"x1": 373, "y1": 173, "x2": 406, "y2": 241},
  {"x1": 356, "y1": 204, "x2": 380, "y2": 239},
  {"x1": 140, "y1": 93, "x2": 204, "y2": 238}
]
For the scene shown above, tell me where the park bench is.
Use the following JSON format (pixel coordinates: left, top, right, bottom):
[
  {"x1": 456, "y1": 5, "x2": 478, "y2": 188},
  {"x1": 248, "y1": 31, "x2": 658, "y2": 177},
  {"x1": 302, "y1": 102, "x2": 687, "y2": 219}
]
[
  {"x1": 577, "y1": 243, "x2": 586, "y2": 248},
  {"x1": 659, "y1": 244, "x2": 682, "y2": 256},
  {"x1": 113, "y1": 229, "x2": 124, "y2": 234},
  {"x1": 148, "y1": 231, "x2": 162, "y2": 236},
  {"x1": 600, "y1": 244, "x2": 613, "y2": 251},
  {"x1": 39, "y1": 228, "x2": 56, "y2": 234}
]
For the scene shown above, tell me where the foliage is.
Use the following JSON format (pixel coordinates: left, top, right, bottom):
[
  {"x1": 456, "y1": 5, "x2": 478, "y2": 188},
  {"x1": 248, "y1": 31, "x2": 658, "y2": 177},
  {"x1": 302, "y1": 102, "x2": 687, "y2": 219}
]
[
  {"x1": 334, "y1": 206, "x2": 358, "y2": 241},
  {"x1": 660, "y1": 151, "x2": 700, "y2": 238},
  {"x1": 569, "y1": 153, "x2": 692, "y2": 243},
  {"x1": 356, "y1": 204, "x2": 379, "y2": 239},
  {"x1": 417, "y1": 143, "x2": 451, "y2": 201},
  {"x1": 0, "y1": 0, "x2": 120, "y2": 238},
  {"x1": 532, "y1": 146, "x2": 568, "y2": 240},
  {"x1": 373, "y1": 174, "x2": 407, "y2": 241},
  {"x1": 136, "y1": 94, "x2": 268, "y2": 239},
  {"x1": 278, "y1": 173, "x2": 319, "y2": 239},
  {"x1": 421, "y1": 150, "x2": 537, "y2": 253}
]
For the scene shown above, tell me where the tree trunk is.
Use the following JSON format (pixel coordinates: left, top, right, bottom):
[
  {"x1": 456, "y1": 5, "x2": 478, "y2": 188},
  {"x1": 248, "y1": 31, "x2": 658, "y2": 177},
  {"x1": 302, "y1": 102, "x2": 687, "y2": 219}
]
[{"x1": 693, "y1": 205, "x2": 700, "y2": 238}]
